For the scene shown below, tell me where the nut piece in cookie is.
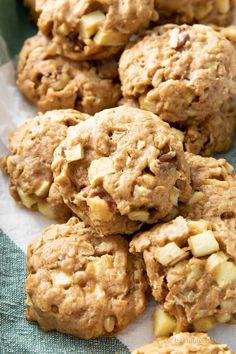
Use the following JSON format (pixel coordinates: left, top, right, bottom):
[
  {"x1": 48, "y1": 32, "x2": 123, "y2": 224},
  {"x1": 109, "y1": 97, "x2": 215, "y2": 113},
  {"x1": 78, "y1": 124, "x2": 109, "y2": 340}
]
[
  {"x1": 179, "y1": 153, "x2": 236, "y2": 232},
  {"x1": 119, "y1": 24, "x2": 236, "y2": 124},
  {"x1": 131, "y1": 333, "x2": 233, "y2": 354},
  {"x1": 52, "y1": 106, "x2": 191, "y2": 235},
  {"x1": 155, "y1": 0, "x2": 235, "y2": 26},
  {"x1": 17, "y1": 33, "x2": 121, "y2": 114},
  {"x1": 1, "y1": 109, "x2": 89, "y2": 222},
  {"x1": 36, "y1": 0, "x2": 155, "y2": 60},
  {"x1": 26, "y1": 217, "x2": 148, "y2": 338},
  {"x1": 130, "y1": 216, "x2": 236, "y2": 333}
]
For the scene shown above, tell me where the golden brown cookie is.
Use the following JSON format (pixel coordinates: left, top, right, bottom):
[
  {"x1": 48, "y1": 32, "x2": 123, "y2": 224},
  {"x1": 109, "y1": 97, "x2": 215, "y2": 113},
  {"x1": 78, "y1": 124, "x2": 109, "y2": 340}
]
[
  {"x1": 179, "y1": 153, "x2": 236, "y2": 232},
  {"x1": 119, "y1": 24, "x2": 236, "y2": 124},
  {"x1": 155, "y1": 0, "x2": 235, "y2": 26},
  {"x1": 132, "y1": 333, "x2": 233, "y2": 354},
  {"x1": 181, "y1": 100, "x2": 236, "y2": 156},
  {"x1": 36, "y1": 0, "x2": 155, "y2": 60},
  {"x1": 131, "y1": 216, "x2": 236, "y2": 334},
  {"x1": 118, "y1": 98, "x2": 236, "y2": 156},
  {"x1": 26, "y1": 217, "x2": 148, "y2": 338},
  {"x1": 52, "y1": 106, "x2": 191, "y2": 235},
  {"x1": 17, "y1": 33, "x2": 121, "y2": 114},
  {"x1": 1, "y1": 109, "x2": 89, "y2": 222}
]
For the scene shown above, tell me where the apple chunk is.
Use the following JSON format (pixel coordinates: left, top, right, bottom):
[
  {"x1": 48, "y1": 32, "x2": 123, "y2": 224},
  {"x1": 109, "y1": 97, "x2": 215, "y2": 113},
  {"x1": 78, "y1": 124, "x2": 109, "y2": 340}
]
[
  {"x1": 188, "y1": 230, "x2": 219, "y2": 257},
  {"x1": 155, "y1": 242, "x2": 185, "y2": 266},
  {"x1": 79, "y1": 10, "x2": 106, "y2": 39},
  {"x1": 214, "y1": 261, "x2": 236, "y2": 287},
  {"x1": 17, "y1": 187, "x2": 37, "y2": 209},
  {"x1": 153, "y1": 305, "x2": 176, "y2": 337},
  {"x1": 94, "y1": 30, "x2": 129, "y2": 46},
  {"x1": 88, "y1": 157, "x2": 114, "y2": 187},
  {"x1": 206, "y1": 251, "x2": 228, "y2": 272}
]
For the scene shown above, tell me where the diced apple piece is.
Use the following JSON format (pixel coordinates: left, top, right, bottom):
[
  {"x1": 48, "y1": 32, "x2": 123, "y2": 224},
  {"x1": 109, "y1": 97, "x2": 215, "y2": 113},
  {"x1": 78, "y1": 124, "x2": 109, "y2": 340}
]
[
  {"x1": 187, "y1": 192, "x2": 205, "y2": 206},
  {"x1": 128, "y1": 210, "x2": 149, "y2": 222},
  {"x1": 79, "y1": 10, "x2": 106, "y2": 39},
  {"x1": 187, "y1": 220, "x2": 210, "y2": 235},
  {"x1": 104, "y1": 316, "x2": 116, "y2": 333},
  {"x1": 94, "y1": 30, "x2": 129, "y2": 46},
  {"x1": 206, "y1": 252, "x2": 228, "y2": 272},
  {"x1": 139, "y1": 95, "x2": 156, "y2": 113},
  {"x1": 17, "y1": 187, "x2": 37, "y2": 208},
  {"x1": 51, "y1": 270, "x2": 72, "y2": 287},
  {"x1": 153, "y1": 305, "x2": 176, "y2": 337},
  {"x1": 65, "y1": 144, "x2": 84, "y2": 162},
  {"x1": 87, "y1": 196, "x2": 113, "y2": 221},
  {"x1": 214, "y1": 261, "x2": 236, "y2": 287},
  {"x1": 88, "y1": 157, "x2": 114, "y2": 187},
  {"x1": 37, "y1": 201, "x2": 57, "y2": 220},
  {"x1": 188, "y1": 231, "x2": 219, "y2": 257},
  {"x1": 155, "y1": 242, "x2": 185, "y2": 266},
  {"x1": 35, "y1": 180, "x2": 51, "y2": 197},
  {"x1": 188, "y1": 219, "x2": 210, "y2": 234},
  {"x1": 193, "y1": 316, "x2": 216, "y2": 332},
  {"x1": 58, "y1": 23, "x2": 70, "y2": 36}
]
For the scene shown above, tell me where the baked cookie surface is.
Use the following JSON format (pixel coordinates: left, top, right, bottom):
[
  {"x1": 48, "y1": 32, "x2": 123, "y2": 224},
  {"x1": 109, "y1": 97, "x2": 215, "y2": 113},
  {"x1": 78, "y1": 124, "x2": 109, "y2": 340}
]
[
  {"x1": 52, "y1": 106, "x2": 191, "y2": 235},
  {"x1": 119, "y1": 24, "x2": 236, "y2": 123},
  {"x1": 182, "y1": 100, "x2": 236, "y2": 156},
  {"x1": 26, "y1": 217, "x2": 148, "y2": 338},
  {"x1": 130, "y1": 216, "x2": 236, "y2": 333},
  {"x1": 1, "y1": 109, "x2": 89, "y2": 221},
  {"x1": 118, "y1": 98, "x2": 236, "y2": 156},
  {"x1": 17, "y1": 33, "x2": 121, "y2": 114},
  {"x1": 36, "y1": 0, "x2": 154, "y2": 60},
  {"x1": 155, "y1": 0, "x2": 235, "y2": 26},
  {"x1": 132, "y1": 333, "x2": 233, "y2": 354},
  {"x1": 179, "y1": 153, "x2": 236, "y2": 232}
]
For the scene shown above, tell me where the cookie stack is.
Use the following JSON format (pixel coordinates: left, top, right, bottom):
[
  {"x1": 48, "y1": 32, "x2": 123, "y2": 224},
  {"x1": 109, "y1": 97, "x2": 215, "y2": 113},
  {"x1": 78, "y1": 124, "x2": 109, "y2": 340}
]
[{"x1": 1, "y1": 0, "x2": 236, "y2": 352}]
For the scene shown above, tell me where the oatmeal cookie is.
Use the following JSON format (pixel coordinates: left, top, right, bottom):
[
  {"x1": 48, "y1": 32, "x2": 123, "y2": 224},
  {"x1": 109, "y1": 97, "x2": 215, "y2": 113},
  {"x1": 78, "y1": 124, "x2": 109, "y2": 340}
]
[
  {"x1": 132, "y1": 333, "x2": 232, "y2": 354},
  {"x1": 131, "y1": 216, "x2": 236, "y2": 334},
  {"x1": 1, "y1": 109, "x2": 89, "y2": 221},
  {"x1": 119, "y1": 24, "x2": 236, "y2": 124},
  {"x1": 52, "y1": 106, "x2": 191, "y2": 235},
  {"x1": 36, "y1": 0, "x2": 155, "y2": 61},
  {"x1": 26, "y1": 217, "x2": 148, "y2": 338},
  {"x1": 17, "y1": 33, "x2": 121, "y2": 114},
  {"x1": 179, "y1": 153, "x2": 236, "y2": 232},
  {"x1": 118, "y1": 98, "x2": 236, "y2": 156},
  {"x1": 155, "y1": 0, "x2": 235, "y2": 27},
  {"x1": 181, "y1": 100, "x2": 236, "y2": 156}
]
